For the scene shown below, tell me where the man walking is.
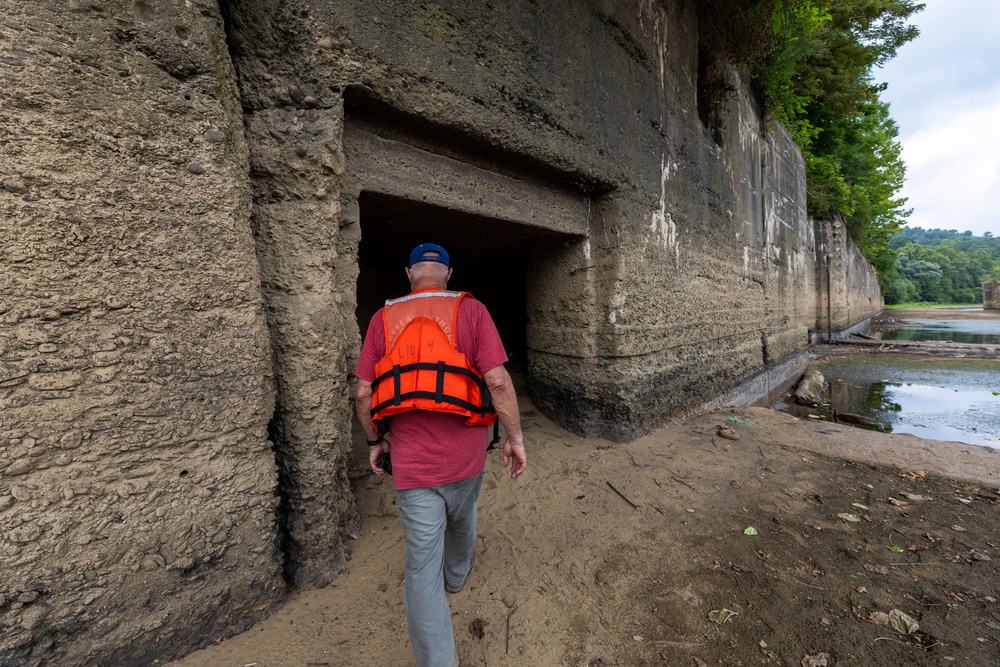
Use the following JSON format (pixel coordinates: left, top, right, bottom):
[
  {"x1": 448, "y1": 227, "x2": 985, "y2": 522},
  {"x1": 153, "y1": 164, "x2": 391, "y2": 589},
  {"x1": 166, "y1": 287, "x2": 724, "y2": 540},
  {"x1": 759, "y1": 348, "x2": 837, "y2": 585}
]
[{"x1": 354, "y1": 242, "x2": 527, "y2": 667}]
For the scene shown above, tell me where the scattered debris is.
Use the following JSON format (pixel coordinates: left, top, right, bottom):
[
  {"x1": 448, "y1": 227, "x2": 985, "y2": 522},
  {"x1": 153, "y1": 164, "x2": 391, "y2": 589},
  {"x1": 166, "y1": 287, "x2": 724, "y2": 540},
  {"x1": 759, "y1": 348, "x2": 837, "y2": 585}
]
[
  {"x1": 900, "y1": 493, "x2": 933, "y2": 501},
  {"x1": 888, "y1": 609, "x2": 919, "y2": 635},
  {"x1": 717, "y1": 426, "x2": 740, "y2": 440},
  {"x1": 835, "y1": 411, "x2": 880, "y2": 426},
  {"x1": 867, "y1": 611, "x2": 890, "y2": 625},
  {"x1": 794, "y1": 368, "x2": 827, "y2": 407},
  {"x1": 707, "y1": 609, "x2": 738, "y2": 625},
  {"x1": 864, "y1": 564, "x2": 890, "y2": 575},
  {"x1": 852, "y1": 502, "x2": 869, "y2": 510},
  {"x1": 801, "y1": 652, "x2": 830, "y2": 667},
  {"x1": 470, "y1": 617, "x2": 488, "y2": 639},
  {"x1": 606, "y1": 481, "x2": 639, "y2": 509},
  {"x1": 951, "y1": 525, "x2": 967, "y2": 532},
  {"x1": 743, "y1": 526, "x2": 758, "y2": 536},
  {"x1": 838, "y1": 513, "x2": 861, "y2": 522}
]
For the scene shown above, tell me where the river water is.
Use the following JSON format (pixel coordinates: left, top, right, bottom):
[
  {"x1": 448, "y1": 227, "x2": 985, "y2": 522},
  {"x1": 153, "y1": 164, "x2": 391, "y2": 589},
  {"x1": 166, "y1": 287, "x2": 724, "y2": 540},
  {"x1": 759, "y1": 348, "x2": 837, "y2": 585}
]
[
  {"x1": 873, "y1": 311, "x2": 1000, "y2": 345},
  {"x1": 776, "y1": 311, "x2": 1000, "y2": 449}
]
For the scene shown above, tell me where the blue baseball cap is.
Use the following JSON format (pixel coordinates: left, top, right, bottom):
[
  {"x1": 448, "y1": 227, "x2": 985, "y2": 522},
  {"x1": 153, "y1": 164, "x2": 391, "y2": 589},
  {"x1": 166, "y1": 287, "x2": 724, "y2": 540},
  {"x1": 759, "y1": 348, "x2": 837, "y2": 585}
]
[{"x1": 408, "y1": 243, "x2": 450, "y2": 268}]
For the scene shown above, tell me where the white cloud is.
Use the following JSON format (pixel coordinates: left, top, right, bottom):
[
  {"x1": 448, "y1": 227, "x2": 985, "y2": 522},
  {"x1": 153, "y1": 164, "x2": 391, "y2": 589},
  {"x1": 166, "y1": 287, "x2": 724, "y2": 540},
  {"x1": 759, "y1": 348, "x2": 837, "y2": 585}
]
[{"x1": 876, "y1": 0, "x2": 1000, "y2": 235}]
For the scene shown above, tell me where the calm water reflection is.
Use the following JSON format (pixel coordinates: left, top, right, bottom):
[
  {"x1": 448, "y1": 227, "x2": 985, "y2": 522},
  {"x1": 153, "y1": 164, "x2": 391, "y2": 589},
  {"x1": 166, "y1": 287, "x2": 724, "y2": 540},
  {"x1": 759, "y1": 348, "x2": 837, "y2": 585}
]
[
  {"x1": 874, "y1": 315, "x2": 1000, "y2": 345},
  {"x1": 778, "y1": 355, "x2": 1000, "y2": 448}
]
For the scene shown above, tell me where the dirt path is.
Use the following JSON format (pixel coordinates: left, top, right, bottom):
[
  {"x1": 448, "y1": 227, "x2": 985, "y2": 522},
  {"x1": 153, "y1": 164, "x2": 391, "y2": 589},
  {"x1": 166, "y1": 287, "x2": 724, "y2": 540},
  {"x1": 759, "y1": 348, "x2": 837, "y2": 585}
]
[{"x1": 168, "y1": 401, "x2": 1000, "y2": 667}]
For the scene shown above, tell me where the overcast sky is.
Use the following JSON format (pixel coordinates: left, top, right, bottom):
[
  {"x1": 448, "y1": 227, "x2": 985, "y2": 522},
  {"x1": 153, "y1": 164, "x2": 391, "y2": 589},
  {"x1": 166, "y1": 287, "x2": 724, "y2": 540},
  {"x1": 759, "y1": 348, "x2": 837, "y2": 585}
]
[{"x1": 875, "y1": 0, "x2": 1000, "y2": 236}]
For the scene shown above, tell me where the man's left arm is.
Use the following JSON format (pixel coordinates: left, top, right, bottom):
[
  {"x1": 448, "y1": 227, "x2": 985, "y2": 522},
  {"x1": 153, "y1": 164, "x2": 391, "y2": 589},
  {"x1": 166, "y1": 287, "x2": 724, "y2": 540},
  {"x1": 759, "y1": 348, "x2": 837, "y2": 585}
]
[{"x1": 483, "y1": 364, "x2": 526, "y2": 478}]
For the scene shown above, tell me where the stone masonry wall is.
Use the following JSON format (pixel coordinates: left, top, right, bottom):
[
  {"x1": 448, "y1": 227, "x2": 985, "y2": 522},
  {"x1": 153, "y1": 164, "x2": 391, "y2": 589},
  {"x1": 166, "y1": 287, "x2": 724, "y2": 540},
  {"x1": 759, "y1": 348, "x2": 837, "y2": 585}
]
[{"x1": 0, "y1": 2, "x2": 283, "y2": 665}]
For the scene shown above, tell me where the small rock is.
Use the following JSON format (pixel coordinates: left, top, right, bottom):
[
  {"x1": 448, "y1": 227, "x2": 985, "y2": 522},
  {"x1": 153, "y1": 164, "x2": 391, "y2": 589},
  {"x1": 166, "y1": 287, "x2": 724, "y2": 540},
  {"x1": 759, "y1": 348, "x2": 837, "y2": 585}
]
[
  {"x1": 3, "y1": 178, "x2": 27, "y2": 194},
  {"x1": 187, "y1": 163, "x2": 205, "y2": 175},
  {"x1": 794, "y1": 367, "x2": 827, "y2": 406},
  {"x1": 205, "y1": 129, "x2": 225, "y2": 143},
  {"x1": 17, "y1": 591, "x2": 39, "y2": 604},
  {"x1": 20, "y1": 604, "x2": 50, "y2": 631},
  {"x1": 316, "y1": 38, "x2": 333, "y2": 50},
  {"x1": 717, "y1": 426, "x2": 739, "y2": 440},
  {"x1": 951, "y1": 525, "x2": 967, "y2": 532},
  {"x1": 295, "y1": 143, "x2": 309, "y2": 156},
  {"x1": 801, "y1": 652, "x2": 829, "y2": 667},
  {"x1": 5, "y1": 459, "x2": 33, "y2": 476}
]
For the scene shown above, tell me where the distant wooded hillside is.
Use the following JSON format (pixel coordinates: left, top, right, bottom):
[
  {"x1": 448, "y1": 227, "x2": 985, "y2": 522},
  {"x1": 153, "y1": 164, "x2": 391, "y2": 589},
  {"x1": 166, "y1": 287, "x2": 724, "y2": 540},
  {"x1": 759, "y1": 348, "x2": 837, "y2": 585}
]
[{"x1": 884, "y1": 227, "x2": 1000, "y2": 304}]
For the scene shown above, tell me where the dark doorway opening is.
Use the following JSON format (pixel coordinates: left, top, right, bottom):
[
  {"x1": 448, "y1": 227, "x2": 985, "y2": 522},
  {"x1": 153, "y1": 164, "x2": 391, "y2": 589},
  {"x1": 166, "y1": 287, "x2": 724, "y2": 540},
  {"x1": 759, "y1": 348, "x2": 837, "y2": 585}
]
[{"x1": 355, "y1": 191, "x2": 572, "y2": 369}]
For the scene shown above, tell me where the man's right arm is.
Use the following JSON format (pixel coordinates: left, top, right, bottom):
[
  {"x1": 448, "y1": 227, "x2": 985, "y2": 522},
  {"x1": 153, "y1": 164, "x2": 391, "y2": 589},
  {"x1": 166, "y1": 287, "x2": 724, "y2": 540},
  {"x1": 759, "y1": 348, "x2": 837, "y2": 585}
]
[
  {"x1": 356, "y1": 378, "x2": 390, "y2": 476},
  {"x1": 355, "y1": 311, "x2": 389, "y2": 476},
  {"x1": 483, "y1": 364, "x2": 526, "y2": 478}
]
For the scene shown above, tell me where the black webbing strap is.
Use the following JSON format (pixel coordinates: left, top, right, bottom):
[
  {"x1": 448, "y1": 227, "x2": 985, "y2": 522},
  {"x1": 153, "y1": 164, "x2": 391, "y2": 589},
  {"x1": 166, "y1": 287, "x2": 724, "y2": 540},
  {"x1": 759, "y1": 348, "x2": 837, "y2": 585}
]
[
  {"x1": 435, "y1": 360, "x2": 446, "y2": 403},
  {"x1": 371, "y1": 391, "x2": 485, "y2": 416},
  {"x1": 392, "y1": 366, "x2": 401, "y2": 406},
  {"x1": 371, "y1": 362, "x2": 482, "y2": 388},
  {"x1": 487, "y1": 421, "x2": 500, "y2": 451}
]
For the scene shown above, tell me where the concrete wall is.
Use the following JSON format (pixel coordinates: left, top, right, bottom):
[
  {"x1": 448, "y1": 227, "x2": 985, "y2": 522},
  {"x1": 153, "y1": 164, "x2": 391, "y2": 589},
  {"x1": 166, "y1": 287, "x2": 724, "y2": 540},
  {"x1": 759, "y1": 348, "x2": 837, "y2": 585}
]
[
  {"x1": 0, "y1": 2, "x2": 283, "y2": 665},
  {"x1": 0, "y1": 0, "x2": 883, "y2": 664},
  {"x1": 812, "y1": 218, "x2": 885, "y2": 341},
  {"x1": 985, "y1": 281, "x2": 1000, "y2": 310}
]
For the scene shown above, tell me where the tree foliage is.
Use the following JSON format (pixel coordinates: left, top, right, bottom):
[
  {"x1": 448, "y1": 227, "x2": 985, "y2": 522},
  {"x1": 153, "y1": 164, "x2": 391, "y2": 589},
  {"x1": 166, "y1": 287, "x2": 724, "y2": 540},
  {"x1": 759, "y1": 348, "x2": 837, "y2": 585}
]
[
  {"x1": 883, "y1": 227, "x2": 1000, "y2": 304},
  {"x1": 713, "y1": 0, "x2": 924, "y2": 281}
]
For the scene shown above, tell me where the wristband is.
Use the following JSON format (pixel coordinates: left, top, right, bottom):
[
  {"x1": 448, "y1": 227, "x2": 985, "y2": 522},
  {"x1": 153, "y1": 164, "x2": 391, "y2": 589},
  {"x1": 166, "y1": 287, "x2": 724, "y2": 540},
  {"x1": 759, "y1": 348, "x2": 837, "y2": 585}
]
[{"x1": 367, "y1": 436, "x2": 384, "y2": 447}]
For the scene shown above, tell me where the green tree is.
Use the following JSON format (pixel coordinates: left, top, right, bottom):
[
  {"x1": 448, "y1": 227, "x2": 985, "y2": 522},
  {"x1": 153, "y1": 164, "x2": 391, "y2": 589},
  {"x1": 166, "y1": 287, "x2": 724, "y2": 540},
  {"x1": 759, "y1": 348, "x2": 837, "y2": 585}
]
[
  {"x1": 743, "y1": 0, "x2": 923, "y2": 282},
  {"x1": 888, "y1": 229, "x2": 1000, "y2": 303}
]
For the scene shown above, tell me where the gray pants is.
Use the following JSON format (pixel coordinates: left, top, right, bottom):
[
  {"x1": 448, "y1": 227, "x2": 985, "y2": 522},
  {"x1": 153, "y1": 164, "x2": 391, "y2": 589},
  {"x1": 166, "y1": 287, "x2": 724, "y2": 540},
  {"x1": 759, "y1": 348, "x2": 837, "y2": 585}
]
[{"x1": 396, "y1": 471, "x2": 485, "y2": 667}]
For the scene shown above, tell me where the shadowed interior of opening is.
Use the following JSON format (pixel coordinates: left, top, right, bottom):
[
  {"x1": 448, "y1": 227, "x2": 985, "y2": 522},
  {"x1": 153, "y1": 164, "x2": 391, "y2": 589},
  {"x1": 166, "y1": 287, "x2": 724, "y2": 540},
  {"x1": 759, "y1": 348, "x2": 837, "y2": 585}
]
[{"x1": 356, "y1": 190, "x2": 576, "y2": 368}]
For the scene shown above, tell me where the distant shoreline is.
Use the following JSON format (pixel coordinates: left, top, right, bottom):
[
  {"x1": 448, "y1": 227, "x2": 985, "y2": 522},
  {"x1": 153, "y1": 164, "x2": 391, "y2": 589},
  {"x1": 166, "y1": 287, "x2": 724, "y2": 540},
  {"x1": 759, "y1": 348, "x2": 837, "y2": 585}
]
[{"x1": 882, "y1": 305, "x2": 1000, "y2": 320}]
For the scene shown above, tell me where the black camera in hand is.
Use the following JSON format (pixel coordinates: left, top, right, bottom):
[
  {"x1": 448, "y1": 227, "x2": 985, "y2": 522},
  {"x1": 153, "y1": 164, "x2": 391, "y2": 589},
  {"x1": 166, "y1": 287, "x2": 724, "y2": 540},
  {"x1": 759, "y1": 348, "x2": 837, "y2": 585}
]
[{"x1": 379, "y1": 452, "x2": 392, "y2": 475}]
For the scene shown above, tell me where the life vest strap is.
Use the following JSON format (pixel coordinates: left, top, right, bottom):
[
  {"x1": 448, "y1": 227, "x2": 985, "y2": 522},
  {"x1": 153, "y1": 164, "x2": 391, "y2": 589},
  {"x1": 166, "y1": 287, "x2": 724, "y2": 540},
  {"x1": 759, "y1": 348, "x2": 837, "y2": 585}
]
[
  {"x1": 371, "y1": 362, "x2": 485, "y2": 391},
  {"x1": 371, "y1": 391, "x2": 486, "y2": 417}
]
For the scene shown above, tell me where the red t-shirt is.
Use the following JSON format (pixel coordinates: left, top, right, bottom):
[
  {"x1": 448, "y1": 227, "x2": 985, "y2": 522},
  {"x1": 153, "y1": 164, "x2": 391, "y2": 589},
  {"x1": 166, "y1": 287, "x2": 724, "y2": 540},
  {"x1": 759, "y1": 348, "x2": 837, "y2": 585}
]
[{"x1": 354, "y1": 293, "x2": 509, "y2": 490}]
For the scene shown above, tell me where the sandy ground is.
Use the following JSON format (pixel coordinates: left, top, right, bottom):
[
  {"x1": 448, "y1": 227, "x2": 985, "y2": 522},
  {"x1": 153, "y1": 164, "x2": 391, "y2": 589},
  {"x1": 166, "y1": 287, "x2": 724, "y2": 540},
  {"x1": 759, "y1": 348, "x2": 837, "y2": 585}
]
[
  {"x1": 169, "y1": 387, "x2": 1000, "y2": 666},
  {"x1": 168, "y1": 306, "x2": 1000, "y2": 666}
]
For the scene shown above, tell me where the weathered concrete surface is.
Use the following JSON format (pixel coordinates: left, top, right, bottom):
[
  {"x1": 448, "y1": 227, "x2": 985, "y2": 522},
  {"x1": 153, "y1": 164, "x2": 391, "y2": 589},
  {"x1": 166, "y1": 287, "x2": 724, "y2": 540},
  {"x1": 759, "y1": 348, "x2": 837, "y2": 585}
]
[
  {"x1": 812, "y1": 217, "x2": 884, "y2": 341},
  {"x1": 0, "y1": 2, "x2": 283, "y2": 665},
  {"x1": 985, "y1": 281, "x2": 1000, "y2": 310},
  {"x1": 0, "y1": 0, "x2": 886, "y2": 664}
]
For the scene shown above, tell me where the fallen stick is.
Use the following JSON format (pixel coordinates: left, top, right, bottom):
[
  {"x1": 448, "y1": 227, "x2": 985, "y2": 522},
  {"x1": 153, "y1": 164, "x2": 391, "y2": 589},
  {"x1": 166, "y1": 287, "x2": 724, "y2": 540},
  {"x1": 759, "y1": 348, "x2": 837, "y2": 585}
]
[
  {"x1": 652, "y1": 640, "x2": 706, "y2": 647},
  {"x1": 669, "y1": 472, "x2": 697, "y2": 491},
  {"x1": 791, "y1": 577, "x2": 827, "y2": 590},
  {"x1": 505, "y1": 605, "x2": 518, "y2": 655},
  {"x1": 607, "y1": 481, "x2": 639, "y2": 509}
]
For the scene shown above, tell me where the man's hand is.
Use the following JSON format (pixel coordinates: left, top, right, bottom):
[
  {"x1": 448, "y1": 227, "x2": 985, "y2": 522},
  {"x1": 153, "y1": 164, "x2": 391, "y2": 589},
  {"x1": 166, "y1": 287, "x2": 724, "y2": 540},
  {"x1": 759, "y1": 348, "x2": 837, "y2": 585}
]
[
  {"x1": 502, "y1": 437, "x2": 526, "y2": 478},
  {"x1": 369, "y1": 440, "x2": 390, "y2": 476},
  {"x1": 484, "y1": 364, "x2": 526, "y2": 479}
]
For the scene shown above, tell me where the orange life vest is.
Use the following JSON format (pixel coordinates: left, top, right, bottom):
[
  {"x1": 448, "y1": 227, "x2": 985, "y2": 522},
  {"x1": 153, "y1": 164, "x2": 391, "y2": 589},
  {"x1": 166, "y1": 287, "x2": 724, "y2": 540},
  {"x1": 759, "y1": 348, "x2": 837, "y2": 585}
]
[{"x1": 370, "y1": 289, "x2": 498, "y2": 439}]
